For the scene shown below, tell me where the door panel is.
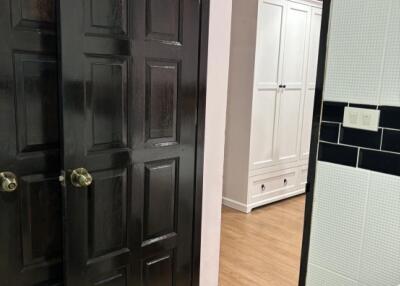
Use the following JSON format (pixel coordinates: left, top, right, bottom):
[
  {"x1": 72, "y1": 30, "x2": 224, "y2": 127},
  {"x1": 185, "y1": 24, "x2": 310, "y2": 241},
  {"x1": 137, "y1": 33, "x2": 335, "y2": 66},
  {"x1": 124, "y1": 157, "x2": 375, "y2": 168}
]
[
  {"x1": 131, "y1": 1, "x2": 199, "y2": 284},
  {"x1": 249, "y1": 0, "x2": 286, "y2": 170},
  {"x1": 276, "y1": 89, "x2": 302, "y2": 161},
  {"x1": 59, "y1": 1, "x2": 201, "y2": 286},
  {"x1": 250, "y1": 90, "x2": 277, "y2": 169},
  {"x1": 277, "y1": 1, "x2": 311, "y2": 165},
  {"x1": 0, "y1": 0, "x2": 62, "y2": 285},
  {"x1": 281, "y1": 2, "x2": 310, "y2": 87},
  {"x1": 58, "y1": 0, "x2": 132, "y2": 283},
  {"x1": 255, "y1": 0, "x2": 285, "y2": 85}
]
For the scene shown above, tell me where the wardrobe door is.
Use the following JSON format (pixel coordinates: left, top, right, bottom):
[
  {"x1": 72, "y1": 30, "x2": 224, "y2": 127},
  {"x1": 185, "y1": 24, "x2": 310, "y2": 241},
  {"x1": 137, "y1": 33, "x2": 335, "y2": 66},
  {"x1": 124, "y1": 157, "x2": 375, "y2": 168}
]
[
  {"x1": 300, "y1": 7, "x2": 322, "y2": 161},
  {"x1": 249, "y1": 0, "x2": 286, "y2": 170},
  {"x1": 276, "y1": 1, "x2": 311, "y2": 165},
  {"x1": 0, "y1": 0, "x2": 63, "y2": 285}
]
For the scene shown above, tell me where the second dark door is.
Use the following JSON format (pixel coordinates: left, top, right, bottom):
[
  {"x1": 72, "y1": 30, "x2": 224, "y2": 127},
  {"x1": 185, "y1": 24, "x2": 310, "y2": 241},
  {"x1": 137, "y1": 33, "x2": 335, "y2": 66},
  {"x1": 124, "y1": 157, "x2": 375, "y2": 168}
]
[{"x1": 58, "y1": 0, "x2": 202, "y2": 285}]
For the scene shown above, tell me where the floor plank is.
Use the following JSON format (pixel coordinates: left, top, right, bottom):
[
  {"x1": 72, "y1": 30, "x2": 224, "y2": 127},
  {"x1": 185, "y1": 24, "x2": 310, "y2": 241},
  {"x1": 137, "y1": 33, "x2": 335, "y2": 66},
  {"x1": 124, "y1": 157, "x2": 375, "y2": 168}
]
[{"x1": 219, "y1": 195, "x2": 306, "y2": 286}]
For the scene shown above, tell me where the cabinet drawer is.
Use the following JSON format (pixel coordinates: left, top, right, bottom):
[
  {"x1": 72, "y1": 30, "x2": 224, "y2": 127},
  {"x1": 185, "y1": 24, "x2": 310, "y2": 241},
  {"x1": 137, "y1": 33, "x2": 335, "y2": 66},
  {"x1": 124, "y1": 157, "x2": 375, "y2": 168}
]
[{"x1": 250, "y1": 170, "x2": 297, "y2": 197}]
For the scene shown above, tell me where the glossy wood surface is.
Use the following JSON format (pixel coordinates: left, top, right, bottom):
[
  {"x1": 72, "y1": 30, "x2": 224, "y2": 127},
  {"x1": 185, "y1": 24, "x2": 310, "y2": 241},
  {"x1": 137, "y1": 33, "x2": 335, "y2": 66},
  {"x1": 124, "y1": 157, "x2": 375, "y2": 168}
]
[
  {"x1": 58, "y1": 0, "x2": 202, "y2": 285},
  {"x1": 0, "y1": 0, "x2": 62, "y2": 285},
  {"x1": 219, "y1": 195, "x2": 305, "y2": 286}
]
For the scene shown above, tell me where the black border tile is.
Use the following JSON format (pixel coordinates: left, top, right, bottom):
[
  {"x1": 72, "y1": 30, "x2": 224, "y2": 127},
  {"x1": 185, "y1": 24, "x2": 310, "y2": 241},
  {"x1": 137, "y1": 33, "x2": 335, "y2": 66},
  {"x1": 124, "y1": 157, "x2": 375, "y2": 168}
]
[
  {"x1": 359, "y1": 149, "x2": 400, "y2": 176},
  {"x1": 318, "y1": 142, "x2": 358, "y2": 167},
  {"x1": 339, "y1": 127, "x2": 382, "y2": 149},
  {"x1": 379, "y1": 106, "x2": 400, "y2": 129},
  {"x1": 381, "y1": 129, "x2": 400, "y2": 153},
  {"x1": 321, "y1": 101, "x2": 347, "y2": 122},
  {"x1": 349, "y1": 103, "x2": 377, "y2": 109},
  {"x1": 320, "y1": 122, "x2": 340, "y2": 143}
]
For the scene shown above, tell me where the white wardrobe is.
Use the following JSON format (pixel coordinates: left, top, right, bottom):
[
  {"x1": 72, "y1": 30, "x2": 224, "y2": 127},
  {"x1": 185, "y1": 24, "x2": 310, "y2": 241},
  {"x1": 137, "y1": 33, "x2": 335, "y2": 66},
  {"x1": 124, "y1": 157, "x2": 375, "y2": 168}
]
[{"x1": 223, "y1": 0, "x2": 322, "y2": 213}]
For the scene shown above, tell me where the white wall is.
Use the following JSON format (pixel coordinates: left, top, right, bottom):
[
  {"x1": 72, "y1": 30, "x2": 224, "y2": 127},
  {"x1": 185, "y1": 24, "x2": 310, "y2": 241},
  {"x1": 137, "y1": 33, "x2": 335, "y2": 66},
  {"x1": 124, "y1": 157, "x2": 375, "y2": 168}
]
[
  {"x1": 200, "y1": 0, "x2": 232, "y2": 285},
  {"x1": 223, "y1": 0, "x2": 258, "y2": 207}
]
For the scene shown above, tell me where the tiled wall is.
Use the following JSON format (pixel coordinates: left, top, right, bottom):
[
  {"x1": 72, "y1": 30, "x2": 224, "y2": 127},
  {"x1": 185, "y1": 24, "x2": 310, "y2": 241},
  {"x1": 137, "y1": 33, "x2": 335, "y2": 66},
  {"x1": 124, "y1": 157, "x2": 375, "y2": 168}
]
[
  {"x1": 319, "y1": 101, "x2": 400, "y2": 176},
  {"x1": 307, "y1": 0, "x2": 400, "y2": 285},
  {"x1": 323, "y1": 0, "x2": 400, "y2": 106},
  {"x1": 307, "y1": 162, "x2": 400, "y2": 286}
]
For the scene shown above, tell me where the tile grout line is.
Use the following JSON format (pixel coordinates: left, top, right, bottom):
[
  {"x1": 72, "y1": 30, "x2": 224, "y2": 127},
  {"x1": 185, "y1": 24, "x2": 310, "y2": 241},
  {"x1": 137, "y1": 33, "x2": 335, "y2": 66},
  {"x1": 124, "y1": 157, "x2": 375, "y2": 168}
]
[
  {"x1": 357, "y1": 170, "x2": 372, "y2": 282},
  {"x1": 319, "y1": 140, "x2": 400, "y2": 156}
]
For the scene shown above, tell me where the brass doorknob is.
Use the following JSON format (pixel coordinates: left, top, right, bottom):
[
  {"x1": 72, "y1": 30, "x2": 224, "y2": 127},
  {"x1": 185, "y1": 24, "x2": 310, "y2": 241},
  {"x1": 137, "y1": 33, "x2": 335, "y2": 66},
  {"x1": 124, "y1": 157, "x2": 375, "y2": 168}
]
[
  {"x1": 0, "y1": 172, "x2": 18, "y2": 192},
  {"x1": 70, "y1": 168, "x2": 93, "y2": 188}
]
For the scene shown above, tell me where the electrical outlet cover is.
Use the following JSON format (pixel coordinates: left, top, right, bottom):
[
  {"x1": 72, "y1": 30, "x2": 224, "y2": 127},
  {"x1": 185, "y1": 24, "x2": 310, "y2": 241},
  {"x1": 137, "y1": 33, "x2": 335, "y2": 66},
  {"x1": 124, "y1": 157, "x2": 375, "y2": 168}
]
[{"x1": 343, "y1": 107, "x2": 380, "y2": 131}]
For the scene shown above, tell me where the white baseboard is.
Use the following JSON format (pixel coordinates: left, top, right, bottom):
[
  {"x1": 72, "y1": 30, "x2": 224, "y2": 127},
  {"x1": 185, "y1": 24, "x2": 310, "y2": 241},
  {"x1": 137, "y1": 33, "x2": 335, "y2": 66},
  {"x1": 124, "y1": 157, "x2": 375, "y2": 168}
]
[
  {"x1": 249, "y1": 188, "x2": 305, "y2": 210},
  {"x1": 222, "y1": 197, "x2": 251, "y2": 213},
  {"x1": 222, "y1": 188, "x2": 305, "y2": 213}
]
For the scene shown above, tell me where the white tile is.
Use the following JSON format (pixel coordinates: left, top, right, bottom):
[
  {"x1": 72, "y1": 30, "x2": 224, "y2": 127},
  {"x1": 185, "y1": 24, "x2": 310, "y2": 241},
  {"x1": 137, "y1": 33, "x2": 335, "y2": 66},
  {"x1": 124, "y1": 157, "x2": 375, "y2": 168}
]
[
  {"x1": 380, "y1": 0, "x2": 400, "y2": 107},
  {"x1": 306, "y1": 264, "x2": 358, "y2": 286},
  {"x1": 308, "y1": 162, "x2": 370, "y2": 280},
  {"x1": 323, "y1": 0, "x2": 391, "y2": 105},
  {"x1": 358, "y1": 171, "x2": 400, "y2": 286}
]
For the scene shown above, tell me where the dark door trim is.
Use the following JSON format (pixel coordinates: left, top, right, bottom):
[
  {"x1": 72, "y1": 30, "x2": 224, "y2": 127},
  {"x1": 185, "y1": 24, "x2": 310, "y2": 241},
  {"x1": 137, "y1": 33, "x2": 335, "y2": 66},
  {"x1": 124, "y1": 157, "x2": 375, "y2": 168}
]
[
  {"x1": 192, "y1": 0, "x2": 210, "y2": 285},
  {"x1": 298, "y1": 1, "x2": 332, "y2": 285}
]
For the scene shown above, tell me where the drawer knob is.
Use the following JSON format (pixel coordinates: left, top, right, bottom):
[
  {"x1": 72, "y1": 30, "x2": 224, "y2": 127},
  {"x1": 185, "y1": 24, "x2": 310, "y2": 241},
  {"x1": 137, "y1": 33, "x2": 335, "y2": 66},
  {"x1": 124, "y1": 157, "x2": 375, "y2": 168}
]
[
  {"x1": 284, "y1": 179, "x2": 288, "y2": 185},
  {"x1": 261, "y1": 184, "x2": 266, "y2": 191}
]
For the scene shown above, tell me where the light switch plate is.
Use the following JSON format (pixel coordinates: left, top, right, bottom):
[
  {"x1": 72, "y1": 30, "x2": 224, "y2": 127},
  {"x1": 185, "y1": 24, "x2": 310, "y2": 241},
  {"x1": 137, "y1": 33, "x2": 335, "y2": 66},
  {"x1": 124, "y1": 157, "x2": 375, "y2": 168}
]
[{"x1": 343, "y1": 107, "x2": 380, "y2": 131}]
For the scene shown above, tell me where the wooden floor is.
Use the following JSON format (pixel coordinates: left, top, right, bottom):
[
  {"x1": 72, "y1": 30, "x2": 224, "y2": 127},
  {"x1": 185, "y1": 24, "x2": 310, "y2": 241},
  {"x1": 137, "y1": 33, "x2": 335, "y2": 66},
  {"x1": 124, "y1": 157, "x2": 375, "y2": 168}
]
[{"x1": 219, "y1": 195, "x2": 306, "y2": 286}]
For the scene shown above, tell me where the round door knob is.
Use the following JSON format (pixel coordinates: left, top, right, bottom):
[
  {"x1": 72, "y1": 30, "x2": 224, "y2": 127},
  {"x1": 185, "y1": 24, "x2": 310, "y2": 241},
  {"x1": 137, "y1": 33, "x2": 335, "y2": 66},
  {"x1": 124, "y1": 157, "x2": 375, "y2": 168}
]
[
  {"x1": 71, "y1": 168, "x2": 93, "y2": 188},
  {"x1": 0, "y1": 172, "x2": 18, "y2": 192}
]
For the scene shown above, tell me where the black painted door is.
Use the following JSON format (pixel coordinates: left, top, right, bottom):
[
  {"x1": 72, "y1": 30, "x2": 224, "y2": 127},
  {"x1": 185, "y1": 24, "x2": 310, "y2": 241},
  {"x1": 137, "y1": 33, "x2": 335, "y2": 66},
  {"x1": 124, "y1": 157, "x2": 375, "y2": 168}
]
[
  {"x1": 0, "y1": 0, "x2": 63, "y2": 285},
  {"x1": 58, "y1": 0, "x2": 201, "y2": 285}
]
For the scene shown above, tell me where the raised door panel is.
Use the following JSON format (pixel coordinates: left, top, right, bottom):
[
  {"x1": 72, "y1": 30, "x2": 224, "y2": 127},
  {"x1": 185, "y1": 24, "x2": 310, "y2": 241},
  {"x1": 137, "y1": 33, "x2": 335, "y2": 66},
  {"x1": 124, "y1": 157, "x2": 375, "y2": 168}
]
[
  {"x1": 0, "y1": 0, "x2": 61, "y2": 284},
  {"x1": 14, "y1": 53, "x2": 59, "y2": 154},
  {"x1": 143, "y1": 160, "x2": 178, "y2": 241},
  {"x1": 87, "y1": 169, "x2": 128, "y2": 260},
  {"x1": 281, "y1": 2, "x2": 310, "y2": 88},
  {"x1": 276, "y1": 89, "x2": 303, "y2": 163},
  {"x1": 249, "y1": 90, "x2": 277, "y2": 170},
  {"x1": 142, "y1": 251, "x2": 174, "y2": 286},
  {"x1": 85, "y1": 0, "x2": 128, "y2": 36},
  {"x1": 301, "y1": 7, "x2": 322, "y2": 160},
  {"x1": 84, "y1": 56, "x2": 128, "y2": 152},
  {"x1": 145, "y1": 60, "x2": 179, "y2": 146},
  {"x1": 11, "y1": 0, "x2": 55, "y2": 30},
  {"x1": 255, "y1": 0, "x2": 285, "y2": 87},
  {"x1": 146, "y1": 0, "x2": 182, "y2": 43}
]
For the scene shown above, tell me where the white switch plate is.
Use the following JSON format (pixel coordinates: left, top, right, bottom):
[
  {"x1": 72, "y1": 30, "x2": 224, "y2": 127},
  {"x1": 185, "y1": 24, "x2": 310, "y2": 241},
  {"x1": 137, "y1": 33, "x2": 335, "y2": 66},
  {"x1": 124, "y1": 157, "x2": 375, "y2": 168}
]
[{"x1": 343, "y1": 107, "x2": 380, "y2": 131}]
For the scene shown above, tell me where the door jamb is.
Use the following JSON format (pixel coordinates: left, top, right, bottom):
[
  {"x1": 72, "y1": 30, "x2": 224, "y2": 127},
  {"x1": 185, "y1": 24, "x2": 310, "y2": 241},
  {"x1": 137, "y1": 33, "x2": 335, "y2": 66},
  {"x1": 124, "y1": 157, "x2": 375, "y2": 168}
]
[
  {"x1": 298, "y1": 1, "x2": 332, "y2": 285},
  {"x1": 192, "y1": 0, "x2": 210, "y2": 285}
]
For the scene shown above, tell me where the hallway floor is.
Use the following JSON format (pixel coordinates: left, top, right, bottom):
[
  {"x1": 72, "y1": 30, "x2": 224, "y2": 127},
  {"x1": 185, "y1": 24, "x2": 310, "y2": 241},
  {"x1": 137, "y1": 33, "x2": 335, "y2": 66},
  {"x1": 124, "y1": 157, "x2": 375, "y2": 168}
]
[{"x1": 219, "y1": 195, "x2": 306, "y2": 286}]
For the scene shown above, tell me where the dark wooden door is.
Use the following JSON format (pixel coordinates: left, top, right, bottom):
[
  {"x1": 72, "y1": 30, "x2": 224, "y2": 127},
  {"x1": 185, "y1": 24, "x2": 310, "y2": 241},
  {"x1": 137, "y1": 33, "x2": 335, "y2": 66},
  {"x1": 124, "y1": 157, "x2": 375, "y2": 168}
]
[
  {"x1": 0, "y1": 0, "x2": 63, "y2": 285},
  {"x1": 58, "y1": 0, "x2": 201, "y2": 285}
]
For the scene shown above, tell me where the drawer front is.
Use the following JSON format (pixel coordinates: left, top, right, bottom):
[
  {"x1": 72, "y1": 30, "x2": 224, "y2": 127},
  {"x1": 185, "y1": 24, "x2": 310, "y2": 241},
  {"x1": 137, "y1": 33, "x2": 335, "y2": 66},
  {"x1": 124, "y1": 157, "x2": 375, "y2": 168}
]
[{"x1": 250, "y1": 170, "x2": 297, "y2": 197}]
